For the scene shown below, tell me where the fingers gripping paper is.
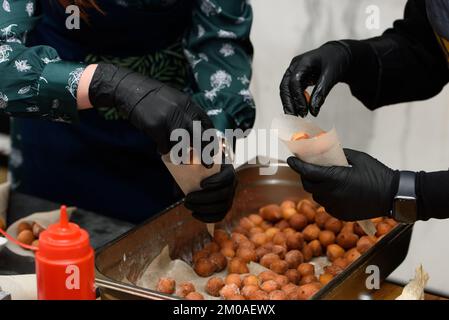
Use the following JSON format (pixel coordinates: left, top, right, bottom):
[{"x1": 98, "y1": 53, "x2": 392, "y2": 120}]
[{"x1": 272, "y1": 115, "x2": 376, "y2": 236}]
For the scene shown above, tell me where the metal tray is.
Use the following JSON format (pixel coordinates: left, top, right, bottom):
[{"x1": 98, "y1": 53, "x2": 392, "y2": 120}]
[{"x1": 95, "y1": 161, "x2": 413, "y2": 300}]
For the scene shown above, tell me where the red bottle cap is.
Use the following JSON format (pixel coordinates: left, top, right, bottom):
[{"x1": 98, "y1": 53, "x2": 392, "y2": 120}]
[{"x1": 38, "y1": 205, "x2": 91, "y2": 260}]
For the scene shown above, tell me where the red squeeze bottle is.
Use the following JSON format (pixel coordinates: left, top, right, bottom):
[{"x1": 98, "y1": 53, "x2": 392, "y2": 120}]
[{"x1": 35, "y1": 205, "x2": 96, "y2": 300}]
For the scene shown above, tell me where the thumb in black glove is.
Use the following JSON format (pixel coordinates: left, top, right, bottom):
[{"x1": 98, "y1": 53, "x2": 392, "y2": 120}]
[
  {"x1": 280, "y1": 41, "x2": 352, "y2": 117},
  {"x1": 184, "y1": 163, "x2": 237, "y2": 223},
  {"x1": 287, "y1": 149, "x2": 399, "y2": 221}
]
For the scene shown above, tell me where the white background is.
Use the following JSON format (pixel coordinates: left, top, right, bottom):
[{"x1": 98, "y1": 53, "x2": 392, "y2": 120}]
[{"x1": 238, "y1": 0, "x2": 449, "y2": 296}]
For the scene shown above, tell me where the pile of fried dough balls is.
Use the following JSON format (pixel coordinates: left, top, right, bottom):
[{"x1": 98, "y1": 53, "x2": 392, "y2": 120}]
[{"x1": 156, "y1": 198, "x2": 398, "y2": 300}]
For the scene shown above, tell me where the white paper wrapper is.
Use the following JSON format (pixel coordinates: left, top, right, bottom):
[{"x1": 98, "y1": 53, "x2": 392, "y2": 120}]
[
  {"x1": 0, "y1": 274, "x2": 37, "y2": 300},
  {"x1": 396, "y1": 264, "x2": 429, "y2": 300},
  {"x1": 271, "y1": 115, "x2": 376, "y2": 236},
  {"x1": 137, "y1": 246, "x2": 331, "y2": 300},
  {"x1": 5, "y1": 207, "x2": 75, "y2": 257}
]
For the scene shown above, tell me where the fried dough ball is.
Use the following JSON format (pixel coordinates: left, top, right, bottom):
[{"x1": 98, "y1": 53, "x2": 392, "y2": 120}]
[
  {"x1": 209, "y1": 252, "x2": 227, "y2": 271},
  {"x1": 17, "y1": 230, "x2": 34, "y2": 245},
  {"x1": 248, "y1": 290, "x2": 269, "y2": 300},
  {"x1": 326, "y1": 244, "x2": 345, "y2": 262},
  {"x1": 269, "y1": 290, "x2": 287, "y2": 300},
  {"x1": 260, "y1": 221, "x2": 273, "y2": 231},
  {"x1": 308, "y1": 239, "x2": 323, "y2": 257},
  {"x1": 324, "y1": 264, "x2": 343, "y2": 276},
  {"x1": 231, "y1": 232, "x2": 249, "y2": 247},
  {"x1": 156, "y1": 277, "x2": 176, "y2": 294},
  {"x1": 299, "y1": 274, "x2": 318, "y2": 285},
  {"x1": 353, "y1": 222, "x2": 367, "y2": 236},
  {"x1": 301, "y1": 244, "x2": 313, "y2": 262},
  {"x1": 220, "y1": 283, "x2": 240, "y2": 299},
  {"x1": 241, "y1": 284, "x2": 259, "y2": 298},
  {"x1": 233, "y1": 226, "x2": 248, "y2": 236},
  {"x1": 318, "y1": 230, "x2": 336, "y2": 247},
  {"x1": 17, "y1": 221, "x2": 32, "y2": 233},
  {"x1": 319, "y1": 273, "x2": 334, "y2": 286},
  {"x1": 272, "y1": 245, "x2": 287, "y2": 259},
  {"x1": 249, "y1": 227, "x2": 264, "y2": 236},
  {"x1": 297, "y1": 263, "x2": 315, "y2": 277},
  {"x1": 239, "y1": 217, "x2": 256, "y2": 230},
  {"x1": 213, "y1": 229, "x2": 229, "y2": 245},
  {"x1": 176, "y1": 282, "x2": 195, "y2": 298},
  {"x1": 260, "y1": 280, "x2": 279, "y2": 293},
  {"x1": 225, "y1": 273, "x2": 242, "y2": 288},
  {"x1": 260, "y1": 253, "x2": 280, "y2": 268},
  {"x1": 272, "y1": 232, "x2": 287, "y2": 246},
  {"x1": 289, "y1": 213, "x2": 308, "y2": 231},
  {"x1": 243, "y1": 274, "x2": 259, "y2": 287},
  {"x1": 282, "y1": 207, "x2": 297, "y2": 221},
  {"x1": 282, "y1": 227, "x2": 297, "y2": 236},
  {"x1": 32, "y1": 222, "x2": 45, "y2": 238},
  {"x1": 248, "y1": 214, "x2": 264, "y2": 226},
  {"x1": 324, "y1": 218, "x2": 343, "y2": 234},
  {"x1": 192, "y1": 249, "x2": 209, "y2": 264},
  {"x1": 250, "y1": 232, "x2": 269, "y2": 247},
  {"x1": 285, "y1": 269, "x2": 301, "y2": 285},
  {"x1": 376, "y1": 222, "x2": 393, "y2": 237},
  {"x1": 315, "y1": 209, "x2": 331, "y2": 228},
  {"x1": 270, "y1": 260, "x2": 289, "y2": 274},
  {"x1": 298, "y1": 201, "x2": 316, "y2": 222},
  {"x1": 281, "y1": 283, "x2": 298, "y2": 296},
  {"x1": 259, "y1": 204, "x2": 282, "y2": 222},
  {"x1": 274, "y1": 220, "x2": 290, "y2": 231},
  {"x1": 356, "y1": 236, "x2": 377, "y2": 254},
  {"x1": 221, "y1": 247, "x2": 235, "y2": 258},
  {"x1": 281, "y1": 200, "x2": 296, "y2": 210},
  {"x1": 285, "y1": 250, "x2": 304, "y2": 269},
  {"x1": 228, "y1": 258, "x2": 249, "y2": 274},
  {"x1": 303, "y1": 224, "x2": 320, "y2": 241},
  {"x1": 336, "y1": 232, "x2": 359, "y2": 249},
  {"x1": 204, "y1": 242, "x2": 220, "y2": 254},
  {"x1": 185, "y1": 292, "x2": 204, "y2": 300},
  {"x1": 239, "y1": 240, "x2": 256, "y2": 250},
  {"x1": 255, "y1": 246, "x2": 271, "y2": 260},
  {"x1": 344, "y1": 247, "x2": 362, "y2": 263},
  {"x1": 236, "y1": 247, "x2": 257, "y2": 263},
  {"x1": 371, "y1": 217, "x2": 384, "y2": 224},
  {"x1": 332, "y1": 257, "x2": 349, "y2": 269},
  {"x1": 341, "y1": 221, "x2": 355, "y2": 234},
  {"x1": 258, "y1": 271, "x2": 277, "y2": 282},
  {"x1": 384, "y1": 218, "x2": 398, "y2": 228},
  {"x1": 228, "y1": 294, "x2": 246, "y2": 300},
  {"x1": 265, "y1": 227, "x2": 281, "y2": 240},
  {"x1": 205, "y1": 277, "x2": 225, "y2": 297},
  {"x1": 194, "y1": 258, "x2": 217, "y2": 277},
  {"x1": 297, "y1": 283, "x2": 322, "y2": 300},
  {"x1": 286, "y1": 232, "x2": 304, "y2": 250},
  {"x1": 220, "y1": 239, "x2": 235, "y2": 250},
  {"x1": 273, "y1": 274, "x2": 289, "y2": 287}
]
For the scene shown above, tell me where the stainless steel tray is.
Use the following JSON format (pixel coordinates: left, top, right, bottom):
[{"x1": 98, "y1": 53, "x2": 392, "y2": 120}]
[{"x1": 95, "y1": 161, "x2": 413, "y2": 300}]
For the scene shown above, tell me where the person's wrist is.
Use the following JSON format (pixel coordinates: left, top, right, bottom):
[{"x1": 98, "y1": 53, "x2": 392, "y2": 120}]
[{"x1": 76, "y1": 64, "x2": 98, "y2": 110}]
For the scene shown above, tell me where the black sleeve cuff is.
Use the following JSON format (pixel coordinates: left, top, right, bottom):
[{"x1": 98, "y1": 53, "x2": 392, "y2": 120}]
[{"x1": 416, "y1": 170, "x2": 449, "y2": 221}]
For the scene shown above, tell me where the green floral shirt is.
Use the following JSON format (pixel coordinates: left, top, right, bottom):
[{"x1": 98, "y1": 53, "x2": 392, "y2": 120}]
[{"x1": 0, "y1": 0, "x2": 255, "y2": 133}]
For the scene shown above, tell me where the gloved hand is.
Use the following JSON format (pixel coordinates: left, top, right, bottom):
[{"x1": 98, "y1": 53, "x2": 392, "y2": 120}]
[
  {"x1": 89, "y1": 63, "x2": 215, "y2": 162},
  {"x1": 287, "y1": 149, "x2": 400, "y2": 221},
  {"x1": 184, "y1": 163, "x2": 237, "y2": 223},
  {"x1": 280, "y1": 41, "x2": 352, "y2": 117}
]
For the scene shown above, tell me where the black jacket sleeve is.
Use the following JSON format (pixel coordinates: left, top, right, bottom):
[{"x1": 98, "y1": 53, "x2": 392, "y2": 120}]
[{"x1": 342, "y1": 0, "x2": 449, "y2": 109}]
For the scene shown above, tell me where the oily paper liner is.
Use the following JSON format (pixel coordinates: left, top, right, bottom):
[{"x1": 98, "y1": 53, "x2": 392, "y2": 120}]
[
  {"x1": 271, "y1": 115, "x2": 376, "y2": 236},
  {"x1": 0, "y1": 274, "x2": 37, "y2": 300},
  {"x1": 5, "y1": 207, "x2": 75, "y2": 257},
  {"x1": 136, "y1": 245, "x2": 330, "y2": 300},
  {"x1": 396, "y1": 265, "x2": 429, "y2": 300}
]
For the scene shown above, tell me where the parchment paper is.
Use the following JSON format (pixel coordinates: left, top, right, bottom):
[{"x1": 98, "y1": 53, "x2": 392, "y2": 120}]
[
  {"x1": 137, "y1": 245, "x2": 331, "y2": 299},
  {"x1": 271, "y1": 115, "x2": 376, "y2": 236},
  {"x1": 5, "y1": 207, "x2": 75, "y2": 257}
]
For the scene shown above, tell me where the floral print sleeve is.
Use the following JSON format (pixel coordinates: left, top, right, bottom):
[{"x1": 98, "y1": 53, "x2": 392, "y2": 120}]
[
  {"x1": 0, "y1": 0, "x2": 85, "y2": 122},
  {"x1": 184, "y1": 0, "x2": 255, "y2": 133}
]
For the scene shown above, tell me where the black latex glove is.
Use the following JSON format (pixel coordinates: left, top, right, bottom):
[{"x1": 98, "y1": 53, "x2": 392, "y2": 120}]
[
  {"x1": 280, "y1": 41, "x2": 352, "y2": 117},
  {"x1": 287, "y1": 149, "x2": 400, "y2": 221},
  {"x1": 184, "y1": 164, "x2": 237, "y2": 223},
  {"x1": 89, "y1": 63, "x2": 215, "y2": 161}
]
